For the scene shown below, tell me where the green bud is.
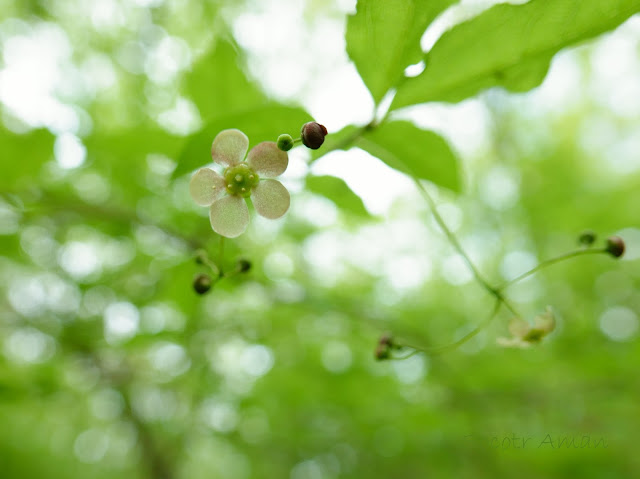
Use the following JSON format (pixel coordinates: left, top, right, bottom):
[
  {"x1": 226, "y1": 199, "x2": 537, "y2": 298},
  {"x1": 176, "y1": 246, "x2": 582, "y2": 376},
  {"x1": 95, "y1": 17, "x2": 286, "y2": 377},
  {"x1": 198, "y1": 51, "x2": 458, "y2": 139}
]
[
  {"x1": 277, "y1": 134, "x2": 294, "y2": 152},
  {"x1": 195, "y1": 249, "x2": 208, "y2": 265},
  {"x1": 578, "y1": 230, "x2": 596, "y2": 246},
  {"x1": 605, "y1": 236, "x2": 625, "y2": 258},
  {"x1": 193, "y1": 273, "x2": 212, "y2": 295},
  {"x1": 301, "y1": 122, "x2": 328, "y2": 150}
]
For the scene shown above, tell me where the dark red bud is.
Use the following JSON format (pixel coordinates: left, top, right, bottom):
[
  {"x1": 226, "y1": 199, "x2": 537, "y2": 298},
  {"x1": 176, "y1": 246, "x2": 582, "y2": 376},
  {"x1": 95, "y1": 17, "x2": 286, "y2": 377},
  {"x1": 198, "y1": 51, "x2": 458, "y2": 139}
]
[
  {"x1": 605, "y1": 236, "x2": 625, "y2": 258},
  {"x1": 301, "y1": 122, "x2": 328, "y2": 149}
]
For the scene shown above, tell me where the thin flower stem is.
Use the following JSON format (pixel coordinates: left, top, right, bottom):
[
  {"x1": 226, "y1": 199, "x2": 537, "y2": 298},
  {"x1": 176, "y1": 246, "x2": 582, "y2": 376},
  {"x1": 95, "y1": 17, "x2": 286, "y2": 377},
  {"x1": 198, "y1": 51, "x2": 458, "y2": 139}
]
[
  {"x1": 498, "y1": 248, "x2": 607, "y2": 291},
  {"x1": 398, "y1": 298, "x2": 502, "y2": 356},
  {"x1": 412, "y1": 178, "x2": 496, "y2": 297},
  {"x1": 219, "y1": 236, "x2": 225, "y2": 272}
]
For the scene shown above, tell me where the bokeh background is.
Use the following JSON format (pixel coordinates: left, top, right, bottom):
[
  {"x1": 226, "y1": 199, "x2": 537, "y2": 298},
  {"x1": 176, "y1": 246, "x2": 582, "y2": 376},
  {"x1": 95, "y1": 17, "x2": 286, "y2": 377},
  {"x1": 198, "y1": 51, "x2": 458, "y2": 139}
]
[{"x1": 1, "y1": 0, "x2": 639, "y2": 478}]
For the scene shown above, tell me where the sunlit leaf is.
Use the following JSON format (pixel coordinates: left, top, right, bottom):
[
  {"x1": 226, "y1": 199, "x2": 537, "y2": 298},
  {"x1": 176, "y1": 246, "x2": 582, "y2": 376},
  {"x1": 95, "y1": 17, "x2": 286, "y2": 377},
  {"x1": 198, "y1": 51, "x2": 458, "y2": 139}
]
[
  {"x1": 392, "y1": 0, "x2": 640, "y2": 108},
  {"x1": 356, "y1": 120, "x2": 461, "y2": 192},
  {"x1": 306, "y1": 175, "x2": 371, "y2": 218},
  {"x1": 346, "y1": 0, "x2": 456, "y2": 104}
]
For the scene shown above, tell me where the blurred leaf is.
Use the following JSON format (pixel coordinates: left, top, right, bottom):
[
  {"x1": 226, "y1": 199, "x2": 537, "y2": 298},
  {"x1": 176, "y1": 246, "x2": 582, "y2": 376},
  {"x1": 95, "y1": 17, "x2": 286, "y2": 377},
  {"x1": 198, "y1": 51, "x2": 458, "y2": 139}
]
[
  {"x1": 0, "y1": 128, "x2": 54, "y2": 190},
  {"x1": 346, "y1": 0, "x2": 456, "y2": 104},
  {"x1": 309, "y1": 124, "x2": 363, "y2": 162},
  {"x1": 356, "y1": 120, "x2": 461, "y2": 192},
  {"x1": 173, "y1": 104, "x2": 311, "y2": 178},
  {"x1": 306, "y1": 175, "x2": 371, "y2": 218},
  {"x1": 182, "y1": 38, "x2": 268, "y2": 120},
  {"x1": 392, "y1": 0, "x2": 640, "y2": 108}
]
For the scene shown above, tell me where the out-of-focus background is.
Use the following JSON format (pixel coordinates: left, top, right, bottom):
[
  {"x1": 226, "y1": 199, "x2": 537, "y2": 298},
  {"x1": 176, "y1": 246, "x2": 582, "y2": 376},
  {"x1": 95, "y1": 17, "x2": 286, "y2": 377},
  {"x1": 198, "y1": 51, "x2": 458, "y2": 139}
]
[{"x1": 1, "y1": 0, "x2": 639, "y2": 477}]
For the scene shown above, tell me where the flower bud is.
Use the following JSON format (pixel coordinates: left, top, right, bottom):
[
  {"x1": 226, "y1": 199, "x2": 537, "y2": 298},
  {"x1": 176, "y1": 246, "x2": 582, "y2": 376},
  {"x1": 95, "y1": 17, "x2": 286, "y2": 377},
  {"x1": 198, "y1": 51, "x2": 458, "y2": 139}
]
[
  {"x1": 237, "y1": 259, "x2": 252, "y2": 273},
  {"x1": 578, "y1": 230, "x2": 596, "y2": 246},
  {"x1": 193, "y1": 273, "x2": 212, "y2": 294},
  {"x1": 277, "y1": 134, "x2": 294, "y2": 152},
  {"x1": 195, "y1": 249, "x2": 208, "y2": 265},
  {"x1": 374, "y1": 333, "x2": 394, "y2": 360},
  {"x1": 300, "y1": 122, "x2": 328, "y2": 150},
  {"x1": 605, "y1": 236, "x2": 625, "y2": 258}
]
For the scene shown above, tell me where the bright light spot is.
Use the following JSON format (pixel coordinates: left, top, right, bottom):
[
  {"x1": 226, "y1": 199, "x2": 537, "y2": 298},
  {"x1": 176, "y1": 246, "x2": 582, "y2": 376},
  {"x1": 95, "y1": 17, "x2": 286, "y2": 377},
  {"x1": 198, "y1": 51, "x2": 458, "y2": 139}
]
[
  {"x1": 392, "y1": 354, "x2": 427, "y2": 384},
  {"x1": 157, "y1": 97, "x2": 201, "y2": 135},
  {"x1": 263, "y1": 252, "x2": 295, "y2": 280},
  {"x1": 54, "y1": 133, "x2": 86, "y2": 169},
  {"x1": 74, "y1": 429, "x2": 109, "y2": 464},
  {"x1": 599, "y1": 306, "x2": 638, "y2": 342},
  {"x1": 441, "y1": 254, "x2": 473, "y2": 285},
  {"x1": 73, "y1": 172, "x2": 111, "y2": 204},
  {"x1": 201, "y1": 399, "x2": 238, "y2": 433},
  {"x1": 615, "y1": 228, "x2": 640, "y2": 261},
  {"x1": 290, "y1": 194, "x2": 338, "y2": 228},
  {"x1": 148, "y1": 342, "x2": 191, "y2": 379},
  {"x1": 131, "y1": 386, "x2": 177, "y2": 422},
  {"x1": 499, "y1": 250, "x2": 537, "y2": 281},
  {"x1": 4, "y1": 327, "x2": 56, "y2": 364},
  {"x1": 404, "y1": 61, "x2": 425, "y2": 77},
  {"x1": 140, "y1": 303, "x2": 185, "y2": 334},
  {"x1": 104, "y1": 301, "x2": 139, "y2": 344},
  {"x1": 241, "y1": 345, "x2": 274, "y2": 378},
  {"x1": 58, "y1": 241, "x2": 100, "y2": 279},
  {"x1": 321, "y1": 341, "x2": 352, "y2": 374},
  {"x1": 145, "y1": 35, "x2": 191, "y2": 84},
  {"x1": 311, "y1": 149, "x2": 412, "y2": 215},
  {"x1": 479, "y1": 165, "x2": 520, "y2": 210},
  {"x1": 384, "y1": 254, "x2": 432, "y2": 291}
]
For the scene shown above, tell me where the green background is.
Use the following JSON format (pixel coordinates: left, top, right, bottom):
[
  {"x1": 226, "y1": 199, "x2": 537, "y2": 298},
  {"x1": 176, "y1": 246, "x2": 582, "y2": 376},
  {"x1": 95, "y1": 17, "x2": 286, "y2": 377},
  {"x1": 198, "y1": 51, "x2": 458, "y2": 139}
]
[{"x1": 1, "y1": 0, "x2": 639, "y2": 477}]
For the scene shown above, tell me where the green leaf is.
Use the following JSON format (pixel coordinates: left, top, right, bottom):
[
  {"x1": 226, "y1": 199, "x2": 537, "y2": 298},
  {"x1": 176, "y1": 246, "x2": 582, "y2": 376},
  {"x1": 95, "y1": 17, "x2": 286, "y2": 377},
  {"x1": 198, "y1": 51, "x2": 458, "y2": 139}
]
[
  {"x1": 182, "y1": 38, "x2": 268, "y2": 121},
  {"x1": 172, "y1": 104, "x2": 311, "y2": 178},
  {"x1": 346, "y1": 0, "x2": 456, "y2": 104},
  {"x1": 309, "y1": 124, "x2": 362, "y2": 162},
  {"x1": 392, "y1": 0, "x2": 640, "y2": 108},
  {"x1": 0, "y1": 127, "x2": 54, "y2": 190},
  {"x1": 306, "y1": 175, "x2": 371, "y2": 218},
  {"x1": 356, "y1": 121, "x2": 460, "y2": 192}
]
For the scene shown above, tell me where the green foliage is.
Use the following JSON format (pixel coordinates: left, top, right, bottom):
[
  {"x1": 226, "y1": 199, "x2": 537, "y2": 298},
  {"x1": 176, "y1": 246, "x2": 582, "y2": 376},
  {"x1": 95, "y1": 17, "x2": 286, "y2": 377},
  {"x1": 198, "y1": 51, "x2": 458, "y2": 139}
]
[
  {"x1": 1, "y1": 1, "x2": 639, "y2": 478},
  {"x1": 0, "y1": 127, "x2": 54, "y2": 189},
  {"x1": 346, "y1": 0, "x2": 456, "y2": 104},
  {"x1": 392, "y1": 0, "x2": 640, "y2": 108},
  {"x1": 182, "y1": 39, "x2": 268, "y2": 120},
  {"x1": 305, "y1": 175, "x2": 371, "y2": 218},
  {"x1": 359, "y1": 121, "x2": 461, "y2": 192}
]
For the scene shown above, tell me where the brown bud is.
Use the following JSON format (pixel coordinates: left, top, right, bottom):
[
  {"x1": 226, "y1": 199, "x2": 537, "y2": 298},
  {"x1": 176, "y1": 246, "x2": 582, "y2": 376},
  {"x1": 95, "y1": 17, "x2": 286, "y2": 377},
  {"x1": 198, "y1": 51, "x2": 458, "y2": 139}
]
[
  {"x1": 193, "y1": 273, "x2": 212, "y2": 294},
  {"x1": 301, "y1": 122, "x2": 328, "y2": 149},
  {"x1": 605, "y1": 236, "x2": 625, "y2": 258}
]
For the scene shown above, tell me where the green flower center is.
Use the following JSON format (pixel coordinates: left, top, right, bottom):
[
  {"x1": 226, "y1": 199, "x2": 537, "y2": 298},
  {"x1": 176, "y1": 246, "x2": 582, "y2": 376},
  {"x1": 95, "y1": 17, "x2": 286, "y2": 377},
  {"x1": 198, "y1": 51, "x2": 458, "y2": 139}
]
[{"x1": 224, "y1": 163, "x2": 259, "y2": 198}]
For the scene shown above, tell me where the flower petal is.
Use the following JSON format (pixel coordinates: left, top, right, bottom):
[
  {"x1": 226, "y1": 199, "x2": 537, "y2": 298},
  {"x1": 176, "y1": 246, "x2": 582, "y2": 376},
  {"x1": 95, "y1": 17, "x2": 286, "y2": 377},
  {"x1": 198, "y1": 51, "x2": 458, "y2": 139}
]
[
  {"x1": 189, "y1": 168, "x2": 226, "y2": 206},
  {"x1": 252, "y1": 179, "x2": 290, "y2": 219},
  {"x1": 211, "y1": 129, "x2": 248, "y2": 168},
  {"x1": 209, "y1": 195, "x2": 249, "y2": 238},
  {"x1": 247, "y1": 142, "x2": 288, "y2": 177}
]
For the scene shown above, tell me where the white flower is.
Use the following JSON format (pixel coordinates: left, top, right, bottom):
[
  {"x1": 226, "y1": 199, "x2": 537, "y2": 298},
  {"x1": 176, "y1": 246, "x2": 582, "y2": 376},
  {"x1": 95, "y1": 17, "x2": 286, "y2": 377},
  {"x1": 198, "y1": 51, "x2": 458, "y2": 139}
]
[{"x1": 189, "y1": 129, "x2": 290, "y2": 238}]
